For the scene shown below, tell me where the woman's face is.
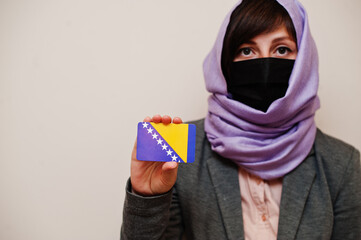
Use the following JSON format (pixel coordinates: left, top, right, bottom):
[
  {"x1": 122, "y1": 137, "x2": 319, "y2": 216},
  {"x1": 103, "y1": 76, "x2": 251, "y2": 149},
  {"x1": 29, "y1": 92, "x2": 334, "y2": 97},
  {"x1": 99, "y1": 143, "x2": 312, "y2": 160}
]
[{"x1": 233, "y1": 25, "x2": 297, "y2": 62}]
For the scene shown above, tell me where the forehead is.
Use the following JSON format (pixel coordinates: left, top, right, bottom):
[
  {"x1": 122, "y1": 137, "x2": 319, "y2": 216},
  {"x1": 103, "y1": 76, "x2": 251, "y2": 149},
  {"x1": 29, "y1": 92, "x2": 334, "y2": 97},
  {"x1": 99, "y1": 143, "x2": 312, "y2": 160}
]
[{"x1": 247, "y1": 25, "x2": 295, "y2": 43}]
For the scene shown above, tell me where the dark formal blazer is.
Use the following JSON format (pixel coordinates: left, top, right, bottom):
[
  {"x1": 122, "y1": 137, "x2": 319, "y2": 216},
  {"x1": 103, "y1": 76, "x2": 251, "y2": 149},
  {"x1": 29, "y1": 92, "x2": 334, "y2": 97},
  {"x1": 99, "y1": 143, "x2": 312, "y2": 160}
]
[{"x1": 121, "y1": 119, "x2": 361, "y2": 240}]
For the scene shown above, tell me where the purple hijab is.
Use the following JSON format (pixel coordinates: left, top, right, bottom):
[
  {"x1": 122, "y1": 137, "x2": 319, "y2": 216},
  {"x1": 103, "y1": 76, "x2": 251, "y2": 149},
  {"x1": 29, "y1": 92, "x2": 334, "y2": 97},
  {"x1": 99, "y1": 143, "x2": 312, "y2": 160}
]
[{"x1": 204, "y1": 0, "x2": 320, "y2": 180}]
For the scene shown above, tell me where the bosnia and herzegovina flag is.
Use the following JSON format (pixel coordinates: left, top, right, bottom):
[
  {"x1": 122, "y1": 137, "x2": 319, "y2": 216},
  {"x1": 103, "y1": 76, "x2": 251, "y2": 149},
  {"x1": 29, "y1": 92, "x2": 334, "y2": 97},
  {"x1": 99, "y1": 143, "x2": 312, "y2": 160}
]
[{"x1": 136, "y1": 122, "x2": 196, "y2": 163}]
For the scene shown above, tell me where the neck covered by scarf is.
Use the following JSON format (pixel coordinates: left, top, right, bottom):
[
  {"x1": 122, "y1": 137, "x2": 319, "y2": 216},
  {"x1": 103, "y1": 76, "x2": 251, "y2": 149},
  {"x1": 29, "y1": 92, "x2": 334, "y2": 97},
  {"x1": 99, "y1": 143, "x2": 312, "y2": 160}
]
[{"x1": 203, "y1": 0, "x2": 320, "y2": 180}]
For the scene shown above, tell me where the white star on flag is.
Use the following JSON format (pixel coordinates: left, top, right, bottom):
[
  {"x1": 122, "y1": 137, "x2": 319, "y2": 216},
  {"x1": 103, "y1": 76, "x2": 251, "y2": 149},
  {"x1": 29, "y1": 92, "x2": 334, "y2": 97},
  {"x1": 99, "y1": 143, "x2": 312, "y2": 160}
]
[
  {"x1": 157, "y1": 139, "x2": 163, "y2": 145},
  {"x1": 147, "y1": 128, "x2": 154, "y2": 134},
  {"x1": 152, "y1": 133, "x2": 158, "y2": 139},
  {"x1": 142, "y1": 122, "x2": 149, "y2": 128},
  {"x1": 162, "y1": 144, "x2": 168, "y2": 150},
  {"x1": 167, "y1": 150, "x2": 173, "y2": 156},
  {"x1": 171, "y1": 155, "x2": 178, "y2": 162}
]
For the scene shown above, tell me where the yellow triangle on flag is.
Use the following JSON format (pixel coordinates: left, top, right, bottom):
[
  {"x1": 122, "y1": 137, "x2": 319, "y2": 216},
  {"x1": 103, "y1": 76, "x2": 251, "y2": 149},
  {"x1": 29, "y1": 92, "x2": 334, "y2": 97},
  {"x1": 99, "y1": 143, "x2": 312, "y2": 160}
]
[{"x1": 151, "y1": 123, "x2": 189, "y2": 163}]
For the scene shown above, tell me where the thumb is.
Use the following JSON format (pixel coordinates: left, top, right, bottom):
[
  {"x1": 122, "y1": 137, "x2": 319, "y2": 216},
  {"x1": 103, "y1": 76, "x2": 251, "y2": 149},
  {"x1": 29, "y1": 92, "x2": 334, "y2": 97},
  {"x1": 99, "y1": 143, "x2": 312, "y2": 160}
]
[{"x1": 161, "y1": 162, "x2": 179, "y2": 187}]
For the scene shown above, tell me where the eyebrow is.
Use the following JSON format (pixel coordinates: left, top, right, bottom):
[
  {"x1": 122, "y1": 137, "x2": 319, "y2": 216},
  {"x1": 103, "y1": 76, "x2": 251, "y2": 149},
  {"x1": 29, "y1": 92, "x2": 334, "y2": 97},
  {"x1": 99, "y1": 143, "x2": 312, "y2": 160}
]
[
  {"x1": 238, "y1": 36, "x2": 296, "y2": 50},
  {"x1": 241, "y1": 36, "x2": 294, "y2": 46},
  {"x1": 271, "y1": 36, "x2": 295, "y2": 44},
  {"x1": 242, "y1": 40, "x2": 256, "y2": 45}
]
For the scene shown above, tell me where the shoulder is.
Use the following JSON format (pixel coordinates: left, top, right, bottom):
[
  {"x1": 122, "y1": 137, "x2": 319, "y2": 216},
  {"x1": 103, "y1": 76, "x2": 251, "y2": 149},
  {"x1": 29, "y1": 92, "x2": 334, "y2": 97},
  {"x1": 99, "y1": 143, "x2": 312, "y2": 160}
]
[
  {"x1": 187, "y1": 118, "x2": 209, "y2": 161},
  {"x1": 188, "y1": 118, "x2": 205, "y2": 137},
  {"x1": 177, "y1": 118, "x2": 217, "y2": 184},
  {"x1": 314, "y1": 128, "x2": 360, "y2": 169},
  {"x1": 180, "y1": 118, "x2": 208, "y2": 171},
  {"x1": 315, "y1": 129, "x2": 358, "y2": 157},
  {"x1": 313, "y1": 129, "x2": 360, "y2": 196}
]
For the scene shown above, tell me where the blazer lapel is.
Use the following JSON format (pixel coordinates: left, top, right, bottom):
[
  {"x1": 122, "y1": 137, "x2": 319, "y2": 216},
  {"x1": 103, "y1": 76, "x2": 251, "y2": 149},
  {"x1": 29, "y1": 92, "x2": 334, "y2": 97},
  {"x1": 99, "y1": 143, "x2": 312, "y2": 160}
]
[
  {"x1": 207, "y1": 152, "x2": 244, "y2": 240},
  {"x1": 277, "y1": 151, "x2": 316, "y2": 240}
]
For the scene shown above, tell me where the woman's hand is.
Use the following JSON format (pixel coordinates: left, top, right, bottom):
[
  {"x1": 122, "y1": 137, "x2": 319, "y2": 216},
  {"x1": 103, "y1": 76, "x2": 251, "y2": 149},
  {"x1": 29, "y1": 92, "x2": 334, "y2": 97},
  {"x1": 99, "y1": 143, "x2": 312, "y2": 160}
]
[{"x1": 130, "y1": 115, "x2": 183, "y2": 196}]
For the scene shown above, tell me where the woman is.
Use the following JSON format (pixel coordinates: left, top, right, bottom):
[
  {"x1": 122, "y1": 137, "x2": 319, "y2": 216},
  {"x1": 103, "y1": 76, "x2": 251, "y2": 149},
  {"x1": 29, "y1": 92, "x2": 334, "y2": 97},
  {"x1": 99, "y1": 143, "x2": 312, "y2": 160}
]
[{"x1": 121, "y1": 0, "x2": 361, "y2": 239}]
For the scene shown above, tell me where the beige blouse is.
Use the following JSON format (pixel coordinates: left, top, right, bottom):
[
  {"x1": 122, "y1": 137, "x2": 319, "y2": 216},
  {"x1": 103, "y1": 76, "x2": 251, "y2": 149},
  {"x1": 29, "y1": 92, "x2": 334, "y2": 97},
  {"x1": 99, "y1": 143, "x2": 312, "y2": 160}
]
[{"x1": 238, "y1": 167, "x2": 283, "y2": 240}]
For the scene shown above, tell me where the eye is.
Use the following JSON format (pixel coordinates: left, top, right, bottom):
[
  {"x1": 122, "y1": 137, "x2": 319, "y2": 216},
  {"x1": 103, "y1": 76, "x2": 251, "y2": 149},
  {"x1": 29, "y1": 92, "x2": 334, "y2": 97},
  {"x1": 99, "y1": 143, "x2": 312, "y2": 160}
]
[
  {"x1": 239, "y1": 47, "x2": 252, "y2": 56},
  {"x1": 276, "y1": 46, "x2": 292, "y2": 56},
  {"x1": 233, "y1": 46, "x2": 257, "y2": 61}
]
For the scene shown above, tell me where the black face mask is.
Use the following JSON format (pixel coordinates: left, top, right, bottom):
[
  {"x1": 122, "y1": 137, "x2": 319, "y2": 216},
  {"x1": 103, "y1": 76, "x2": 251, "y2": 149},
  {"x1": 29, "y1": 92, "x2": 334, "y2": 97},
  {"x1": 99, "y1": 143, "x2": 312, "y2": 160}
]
[{"x1": 227, "y1": 58, "x2": 295, "y2": 112}]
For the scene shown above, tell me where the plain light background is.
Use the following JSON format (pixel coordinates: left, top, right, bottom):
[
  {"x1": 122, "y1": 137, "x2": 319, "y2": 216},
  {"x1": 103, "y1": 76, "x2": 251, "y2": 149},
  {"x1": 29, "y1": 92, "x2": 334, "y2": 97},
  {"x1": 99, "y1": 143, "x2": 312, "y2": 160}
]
[{"x1": 1, "y1": 0, "x2": 360, "y2": 239}]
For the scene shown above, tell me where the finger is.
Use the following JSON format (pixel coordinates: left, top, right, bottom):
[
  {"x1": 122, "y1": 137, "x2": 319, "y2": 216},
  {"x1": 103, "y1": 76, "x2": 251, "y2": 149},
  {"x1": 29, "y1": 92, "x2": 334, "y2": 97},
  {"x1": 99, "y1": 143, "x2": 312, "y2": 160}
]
[
  {"x1": 162, "y1": 115, "x2": 172, "y2": 125},
  {"x1": 173, "y1": 117, "x2": 183, "y2": 124},
  {"x1": 162, "y1": 161, "x2": 178, "y2": 171},
  {"x1": 131, "y1": 140, "x2": 137, "y2": 161},
  {"x1": 143, "y1": 116, "x2": 151, "y2": 122},
  {"x1": 162, "y1": 162, "x2": 179, "y2": 185},
  {"x1": 152, "y1": 114, "x2": 162, "y2": 123}
]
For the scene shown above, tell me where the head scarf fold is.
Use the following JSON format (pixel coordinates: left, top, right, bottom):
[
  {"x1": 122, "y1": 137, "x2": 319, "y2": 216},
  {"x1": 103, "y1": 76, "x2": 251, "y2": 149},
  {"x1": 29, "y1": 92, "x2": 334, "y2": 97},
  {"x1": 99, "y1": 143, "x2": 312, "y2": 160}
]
[{"x1": 204, "y1": 0, "x2": 320, "y2": 180}]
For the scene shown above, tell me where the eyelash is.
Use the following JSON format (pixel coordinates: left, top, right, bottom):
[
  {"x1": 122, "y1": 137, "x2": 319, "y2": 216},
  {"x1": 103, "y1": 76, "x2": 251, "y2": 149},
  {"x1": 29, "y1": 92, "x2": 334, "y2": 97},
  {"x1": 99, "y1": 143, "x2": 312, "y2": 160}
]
[
  {"x1": 238, "y1": 47, "x2": 253, "y2": 56},
  {"x1": 276, "y1": 46, "x2": 292, "y2": 55},
  {"x1": 236, "y1": 46, "x2": 294, "y2": 58}
]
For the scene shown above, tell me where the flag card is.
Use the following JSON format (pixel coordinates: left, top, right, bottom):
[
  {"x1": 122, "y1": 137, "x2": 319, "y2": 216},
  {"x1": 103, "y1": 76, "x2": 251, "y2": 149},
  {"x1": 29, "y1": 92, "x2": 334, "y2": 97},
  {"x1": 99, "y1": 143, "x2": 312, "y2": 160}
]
[{"x1": 136, "y1": 122, "x2": 196, "y2": 163}]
